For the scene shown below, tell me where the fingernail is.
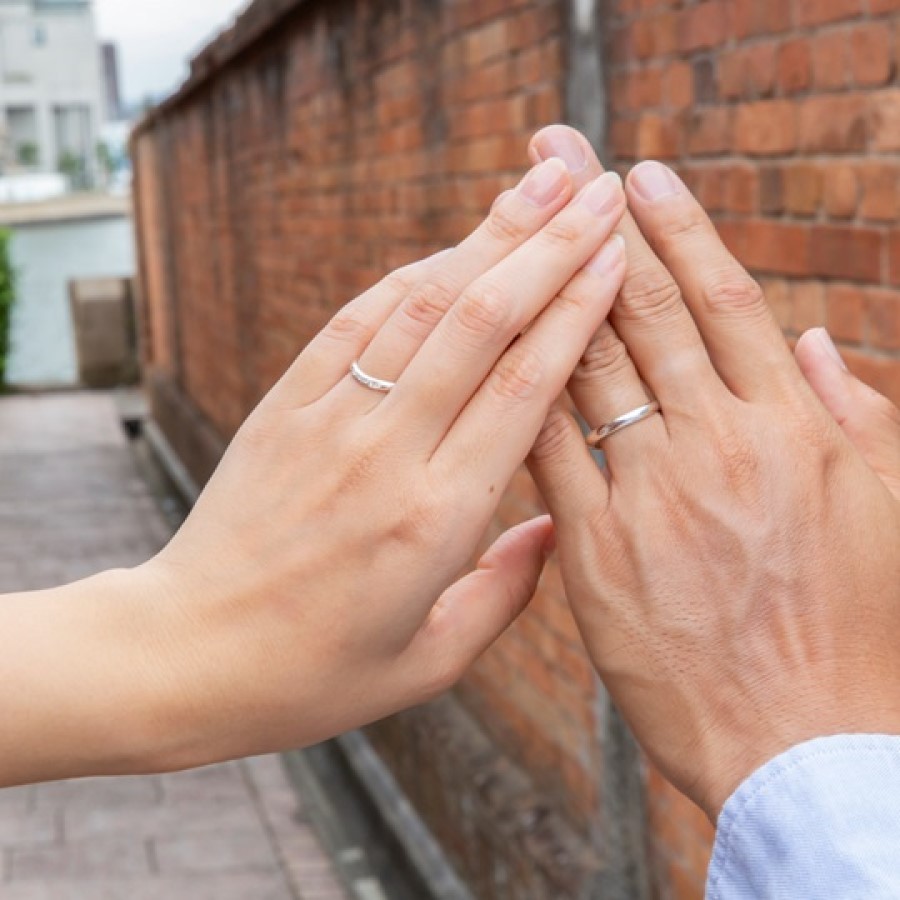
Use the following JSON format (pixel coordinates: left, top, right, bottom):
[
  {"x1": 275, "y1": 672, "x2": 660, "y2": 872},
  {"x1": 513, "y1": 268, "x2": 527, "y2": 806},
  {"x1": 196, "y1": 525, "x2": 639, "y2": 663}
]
[
  {"x1": 581, "y1": 172, "x2": 624, "y2": 215},
  {"x1": 586, "y1": 234, "x2": 626, "y2": 275},
  {"x1": 630, "y1": 160, "x2": 683, "y2": 203},
  {"x1": 532, "y1": 126, "x2": 590, "y2": 174},
  {"x1": 814, "y1": 327, "x2": 848, "y2": 371},
  {"x1": 519, "y1": 157, "x2": 568, "y2": 207}
]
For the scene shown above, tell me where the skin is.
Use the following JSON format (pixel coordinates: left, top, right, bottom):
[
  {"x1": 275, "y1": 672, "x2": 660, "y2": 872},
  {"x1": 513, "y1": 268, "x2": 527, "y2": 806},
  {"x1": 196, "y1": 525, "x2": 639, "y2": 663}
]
[
  {"x1": 526, "y1": 125, "x2": 900, "y2": 820},
  {"x1": 0, "y1": 157, "x2": 630, "y2": 787}
]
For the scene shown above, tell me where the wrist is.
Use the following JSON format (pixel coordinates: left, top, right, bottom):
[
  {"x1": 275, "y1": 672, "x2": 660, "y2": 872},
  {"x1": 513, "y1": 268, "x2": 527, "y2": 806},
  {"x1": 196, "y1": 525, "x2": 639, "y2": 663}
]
[{"x1": 0, "y1": 566, "x2": 192, "y2": 785}]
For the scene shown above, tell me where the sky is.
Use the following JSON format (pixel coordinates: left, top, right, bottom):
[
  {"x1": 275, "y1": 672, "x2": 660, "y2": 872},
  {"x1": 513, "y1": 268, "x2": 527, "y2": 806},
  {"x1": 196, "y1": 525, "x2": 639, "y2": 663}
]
[{"x1": 93, "y1": 0, "x2": 251, "y2": 106}]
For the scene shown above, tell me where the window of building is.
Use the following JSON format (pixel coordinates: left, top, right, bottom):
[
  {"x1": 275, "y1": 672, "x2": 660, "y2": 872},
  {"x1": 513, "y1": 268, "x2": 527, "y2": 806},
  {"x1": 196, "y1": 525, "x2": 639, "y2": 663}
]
[
  {"x1": 33, "y1": 25, "x2": 47, "y2": 47},
  {"x1": 6, "y1": 106, "x2": 39, "y2": 168}
]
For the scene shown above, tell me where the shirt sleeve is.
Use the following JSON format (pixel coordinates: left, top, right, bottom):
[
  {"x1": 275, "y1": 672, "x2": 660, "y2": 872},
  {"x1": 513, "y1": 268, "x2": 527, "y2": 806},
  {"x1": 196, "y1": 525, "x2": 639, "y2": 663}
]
[{"x1": 706, "y1": 734, "x2": 900, "y2": 899}]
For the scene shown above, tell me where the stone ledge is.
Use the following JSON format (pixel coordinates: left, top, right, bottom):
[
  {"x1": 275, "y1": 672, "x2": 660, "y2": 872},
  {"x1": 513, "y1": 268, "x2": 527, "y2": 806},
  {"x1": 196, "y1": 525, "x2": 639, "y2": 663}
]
[{"x1": 133, "y1": 0, "x2": 309, "y2": 135}]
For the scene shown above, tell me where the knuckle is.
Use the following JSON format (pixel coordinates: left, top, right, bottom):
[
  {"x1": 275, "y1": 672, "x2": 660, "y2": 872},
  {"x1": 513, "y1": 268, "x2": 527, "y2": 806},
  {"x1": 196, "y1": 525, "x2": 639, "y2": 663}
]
[
  {"x1": 712, "y1": 424, "x2": 762, "y2": 493},
  {"x1": 388, "y1": 487, "x2": 444, "y2": 549},
  {"x1": 657, "y1": 206, "x2": 707, "y2": 245},
  {"x1": 538, "y1": 217, "x2": 583, "y2": 248},
  {"x1": 455, "y1": 281, "x2": 514, "y2": 340},
  {"x1": 381, "y1": 266, "x2": 418, "y2": 297},
  {"x1": 490, "y1": 344, "x2": 545, "y2": 401},
  {"x1": 399, "y1": 277, "x2": 458, "y2": 333},
  {"x1": 617, "y1": 267, "x2": 684, "y2": 326},
  {"x1": 573, "y1": 324, "x2": 633, "y2": 383},
  {"x1": 702, "y1": 274, "x2": 768, "y2": 320},
  {"x1": 484, "y1": 203, "x2": 528, "y2": 245},
  {"x1": 551, "y1": 283, "x2": 591, "y2": 319},
  {"x1": 326, "y1": 301, "x2": 370, "y2": 343},
  {"x1": 531, "y1": 408, "x2": 575, "y2": 462}
]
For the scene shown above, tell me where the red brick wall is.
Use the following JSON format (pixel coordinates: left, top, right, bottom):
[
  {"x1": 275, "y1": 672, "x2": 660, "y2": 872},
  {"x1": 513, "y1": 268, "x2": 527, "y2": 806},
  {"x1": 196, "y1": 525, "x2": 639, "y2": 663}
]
[
  {"x1": 609, "y1": 0, "x2": 900, "y2": 410},
  {"x1": 132, "y1": 1, "x2": 620, "y2": 897}
]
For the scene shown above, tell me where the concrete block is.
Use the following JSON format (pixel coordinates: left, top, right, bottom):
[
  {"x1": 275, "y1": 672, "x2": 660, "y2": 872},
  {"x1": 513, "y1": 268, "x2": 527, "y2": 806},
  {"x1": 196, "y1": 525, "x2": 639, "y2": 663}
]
[{"x1": 69, "y1": 277, "x2": 138, "y2": 388}]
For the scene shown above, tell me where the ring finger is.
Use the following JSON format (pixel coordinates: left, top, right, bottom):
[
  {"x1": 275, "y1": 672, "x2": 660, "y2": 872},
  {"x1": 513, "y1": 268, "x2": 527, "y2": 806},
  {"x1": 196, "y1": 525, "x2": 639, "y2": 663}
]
[{"x1": 568, "y1": 321, "x2": 666, "y2": 472}]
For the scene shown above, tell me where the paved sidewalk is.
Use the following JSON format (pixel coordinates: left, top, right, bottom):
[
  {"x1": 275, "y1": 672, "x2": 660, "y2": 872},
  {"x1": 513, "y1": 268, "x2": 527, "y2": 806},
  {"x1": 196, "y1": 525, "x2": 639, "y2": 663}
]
[{"x1": 0, "y1": 392, "x2": 347, "y2": 900}]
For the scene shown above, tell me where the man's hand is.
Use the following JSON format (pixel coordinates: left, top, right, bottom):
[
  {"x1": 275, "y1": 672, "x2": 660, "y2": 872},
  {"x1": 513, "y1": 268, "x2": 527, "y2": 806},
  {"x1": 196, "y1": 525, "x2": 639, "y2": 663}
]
[{"x1": 527, "y1": 126, "x2": 900, "y2": 820}]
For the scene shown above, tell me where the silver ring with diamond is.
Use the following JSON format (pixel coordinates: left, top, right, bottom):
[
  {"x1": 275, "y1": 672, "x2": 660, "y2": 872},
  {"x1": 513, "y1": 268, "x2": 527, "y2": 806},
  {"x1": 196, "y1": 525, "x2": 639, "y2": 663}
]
[{"x1": 350, "y1": 361, "x2": 396, "y2": 394}]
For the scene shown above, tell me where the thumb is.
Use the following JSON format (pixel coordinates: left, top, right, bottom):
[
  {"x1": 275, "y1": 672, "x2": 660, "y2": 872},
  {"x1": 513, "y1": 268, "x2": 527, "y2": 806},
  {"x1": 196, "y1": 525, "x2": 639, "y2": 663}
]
[
  {"x1": 795, "y1": 328, "x2": 900, "y2": 495},
  {"x1": 405, "y1": 516, "x2": 554, "y2": 695}
]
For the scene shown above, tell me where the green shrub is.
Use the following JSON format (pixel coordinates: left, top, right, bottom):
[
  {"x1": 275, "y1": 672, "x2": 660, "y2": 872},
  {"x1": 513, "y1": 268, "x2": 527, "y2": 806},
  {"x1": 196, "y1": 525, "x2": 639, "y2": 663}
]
[{"x1": 0, "y1": 230, "x2": 15, "y2": 388}]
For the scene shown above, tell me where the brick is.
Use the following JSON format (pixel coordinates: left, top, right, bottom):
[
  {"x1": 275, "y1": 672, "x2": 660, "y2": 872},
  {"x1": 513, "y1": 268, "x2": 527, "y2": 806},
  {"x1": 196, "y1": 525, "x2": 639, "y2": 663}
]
[
  {"x1": 611, "y1": 118, "x2": 638, "y2": 159},
  {"x1": 686, "y1": 107, "x2": 732, "y2": 155},
  {"x1": 869, "y1": 90, "x2": 900, "y2": 151},
  {"x1": 823, "y1": 163, "x2": 859, "y2": 218},
  {"x1": 734, "y1": 100, "x2": 796, "y2": 155},
  {"x1": 791, "y1": 281, "x2": 826, "y2": 332},
  {"x1": 689, "y1": 165, "x2": 726, "y2": 211},
  {"x1": 632, "y1": 67, "x2": 664, "y2": 108},
  {"x1": 891, "y1": 232, "x2": 900, "y2": 286},
  {"x1": 811, "y1": 31, "x2": 847, "y2": 91},
  {"x1": 795, "y1": 0, "x2": 862, "y2": 27},
  {"x1": 859, "y1": 163, "x2": 900, "y2": 221},
  {"x1": 850, "y1": 23, "x2": 893, "y2": 87},
  {"x1": 739, "y1": 220, "x2": 812, "y2": 276},
  {"x1": 826, "y1": 283, "x2": 866, "y2": 342},
  {"x1": 693, "y1": 57, "x2": 717, "y2": 103},
  {"x1": 784, "y1": 164, "x2": 822, "y2": 217},
  {"x1": 759, "y1": 166, "x2": 784, "y2": 214},
  {"x1": 871, "y1": 0, "x2": 900, "y2": 10},
  {"x1": 637, "y1": 113, "x2": 680, "y2": 158},
  {"x1": 723, "y1": 164, "x2": 759, "y2": 213},
  {"x1": 744, "y1": 42, "x2": 778, "y2": 97},
  {"x1": 866, "y1": 288, "x2": 900, "y2": 350},
  {"x1": 720, "y1": 44, "x2": 777, "y2": 98},
  {"x1": 798, "y1": 94, "x2": 867, "y2": 152},
  {"x1": 730, "y1": 0, "x2": 792, "y2": 38},
  {"x1": 651, "y1": 11, "x2": 679, "y2": 56},
  {"x1": 718, "y1": 50, "x2": 745, "y2": 100},
  {"x1": 679, "y1": 2, "x2": 726, "y2": 53},
  {"x1": 809, "y1": 226, "x2": 883, "y2": 281},
  {"x1": 666, "y1": 60, "x2": 694, "y2": 110},
  {"x1": 778, "y1": 38, "x2": 812, "y2": 94}
]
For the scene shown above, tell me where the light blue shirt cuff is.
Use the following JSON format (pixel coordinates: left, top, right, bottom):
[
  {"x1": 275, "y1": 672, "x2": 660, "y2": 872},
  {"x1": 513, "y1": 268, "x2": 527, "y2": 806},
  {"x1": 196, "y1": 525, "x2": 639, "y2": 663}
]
[{"x1": 706, "y1": 734, "x2": 900, "y2": 899}]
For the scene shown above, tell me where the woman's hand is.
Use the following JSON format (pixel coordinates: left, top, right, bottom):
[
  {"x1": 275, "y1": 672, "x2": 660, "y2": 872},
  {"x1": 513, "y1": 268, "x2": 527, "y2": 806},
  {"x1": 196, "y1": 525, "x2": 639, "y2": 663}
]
[
  {"x1": 527, "y1": 126, "x2": 900, "y2": 820},
  {"x1": 120, "y1": 158, "x2": 629, "y2": 774}
]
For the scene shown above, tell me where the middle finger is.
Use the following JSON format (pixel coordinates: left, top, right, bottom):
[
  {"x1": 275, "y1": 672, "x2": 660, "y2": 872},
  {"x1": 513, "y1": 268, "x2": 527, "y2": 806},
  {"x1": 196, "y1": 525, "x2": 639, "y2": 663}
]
[{"x1": 529, "y1": 126, "x2": 727, "y2": 426}]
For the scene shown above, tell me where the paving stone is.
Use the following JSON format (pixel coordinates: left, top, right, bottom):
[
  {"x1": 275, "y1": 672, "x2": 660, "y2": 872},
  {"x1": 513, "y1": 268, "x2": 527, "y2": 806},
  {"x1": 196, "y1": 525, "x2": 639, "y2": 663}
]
[
  {"x1": 0, "y1": 873, "x2": 295, "y2": 900},
  {"x1": 153, "y1": 828, "x2": 279, "y2": 874},
  {"x1": 0, "y1": 392, "x2": 348, "y2": 899},
  {"x1": 0, "y1": 807, "x2": 57, "y2": 847},
  {"x1": 10, "y1": 835, "x2": 151, "y2": 880}
]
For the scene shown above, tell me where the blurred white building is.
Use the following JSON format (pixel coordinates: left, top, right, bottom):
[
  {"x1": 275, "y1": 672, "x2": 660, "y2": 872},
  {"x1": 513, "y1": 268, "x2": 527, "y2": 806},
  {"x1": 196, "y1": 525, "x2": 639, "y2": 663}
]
[{"x1": 0, "y1": 0, "x2": 105, "y2": 191}]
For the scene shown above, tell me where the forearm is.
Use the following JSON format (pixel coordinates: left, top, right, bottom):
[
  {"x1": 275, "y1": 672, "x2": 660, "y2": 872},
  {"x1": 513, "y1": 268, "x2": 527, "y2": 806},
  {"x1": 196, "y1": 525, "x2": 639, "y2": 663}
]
[{"x1": 0, "y1": 567, "x2": 174, "y2": 786}]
